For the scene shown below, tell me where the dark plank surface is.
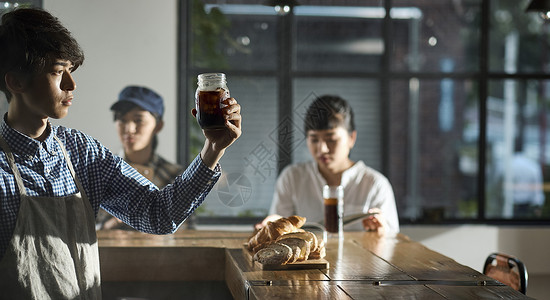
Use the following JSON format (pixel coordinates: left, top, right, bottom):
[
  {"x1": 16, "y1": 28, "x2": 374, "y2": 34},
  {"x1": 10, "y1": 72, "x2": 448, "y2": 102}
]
[
  {"x1": 428, "y1": 285, "x2": 533, "y2": 300},
  {"x1": 322, "y1": 236, "x2": 412, "y2": 281},
  {"x1": 347, "y1": 232, "x2": 496, "y2": 282},
  {"x1": 337, "y1": 282, "x2": 445, "y2": 300},
  {"x1": 249, "y1": 282, "x2": 353, "y2": 300}
]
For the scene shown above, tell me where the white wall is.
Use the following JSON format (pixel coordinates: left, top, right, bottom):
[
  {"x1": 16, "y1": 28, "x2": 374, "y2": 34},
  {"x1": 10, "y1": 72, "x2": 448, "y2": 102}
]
[
  {"x1": 44, "y1": 0, "x2": 179, "y2": 161},
  {"x1": 402, "y1": 225, "x2": 550, "y2": 275}
]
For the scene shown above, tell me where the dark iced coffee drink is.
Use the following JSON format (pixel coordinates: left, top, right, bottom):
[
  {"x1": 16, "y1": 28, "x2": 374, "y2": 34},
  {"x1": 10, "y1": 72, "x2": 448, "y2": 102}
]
[{"x1": 196, "y1": 88, "x2": 228, "y2": 129}]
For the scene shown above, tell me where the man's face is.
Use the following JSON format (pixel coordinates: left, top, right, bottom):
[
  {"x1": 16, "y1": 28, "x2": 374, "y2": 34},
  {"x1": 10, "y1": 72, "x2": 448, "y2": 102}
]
[
  {"x1": 306, "y1": 126, "x2": 356, "y2": 172},
  {"x1": 116, "y1": 107, "x2": 160, "y2": 154},
  {"x1": 21, "y1": 59, "x2": 76, "y2": 120}
]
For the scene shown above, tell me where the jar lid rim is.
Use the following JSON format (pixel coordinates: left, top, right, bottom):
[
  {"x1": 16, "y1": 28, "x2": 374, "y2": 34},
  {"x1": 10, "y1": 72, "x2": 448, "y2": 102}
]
[{"x1": 198, "y1": 73, "x2": 226, "y2": 80}]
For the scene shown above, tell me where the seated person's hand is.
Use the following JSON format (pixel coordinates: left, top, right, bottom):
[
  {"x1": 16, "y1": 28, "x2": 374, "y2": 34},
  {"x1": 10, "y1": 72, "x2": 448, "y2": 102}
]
[
  {"x1": 362, "y1": 208, "x2": 386, "y2": 235},
  {"x1": 254, "y1": 214, "x2": 283, "y2": 230}
]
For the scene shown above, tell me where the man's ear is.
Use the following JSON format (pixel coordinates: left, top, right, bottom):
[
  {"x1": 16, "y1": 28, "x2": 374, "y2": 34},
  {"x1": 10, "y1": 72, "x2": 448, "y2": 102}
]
[
  {"x1": 5, "y1": 72, "x2": 26, "y2": 95},
  {"x1": 349, "y1": 130, "x2": 357, "y2": 149}
]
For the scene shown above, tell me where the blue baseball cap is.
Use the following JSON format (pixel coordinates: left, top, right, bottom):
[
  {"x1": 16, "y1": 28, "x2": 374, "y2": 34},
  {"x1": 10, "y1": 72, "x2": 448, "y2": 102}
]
[{"x1": 111, "y1": 86, "x2": 164, "y2": 119}]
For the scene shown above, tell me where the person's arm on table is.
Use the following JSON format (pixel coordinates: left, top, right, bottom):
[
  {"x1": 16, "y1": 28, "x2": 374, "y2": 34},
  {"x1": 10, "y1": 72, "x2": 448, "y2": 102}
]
[{"x1": 361, "y1": 177, "x2": 399, "y2": 235}]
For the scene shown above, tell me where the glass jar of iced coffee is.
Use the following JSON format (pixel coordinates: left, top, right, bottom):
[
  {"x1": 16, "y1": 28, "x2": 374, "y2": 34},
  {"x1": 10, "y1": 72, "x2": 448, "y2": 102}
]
[{"x1": 195, "y1": 73, "x2": 229, "y2": 129}]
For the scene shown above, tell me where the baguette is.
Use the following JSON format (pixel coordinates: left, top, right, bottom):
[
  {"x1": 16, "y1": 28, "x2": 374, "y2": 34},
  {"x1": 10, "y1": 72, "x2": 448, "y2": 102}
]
[{"x1": 247, "y1": 215, "x2": 306, "y2": 252}]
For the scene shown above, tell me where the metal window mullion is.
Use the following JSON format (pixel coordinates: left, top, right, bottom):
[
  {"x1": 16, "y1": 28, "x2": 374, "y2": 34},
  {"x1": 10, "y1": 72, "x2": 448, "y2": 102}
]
[
  {"x1": 478, "y1": 0, "x2": 490, "y2": 221},
  {"x1": 178, "y1": 0, "x2": 190, "y2": 165},
  {"x1": 381, "y1": 0, "x2": 392, "y2": 179},
  {"x1": 277, "y1": 11, "x2": 294, "y2": 174}
]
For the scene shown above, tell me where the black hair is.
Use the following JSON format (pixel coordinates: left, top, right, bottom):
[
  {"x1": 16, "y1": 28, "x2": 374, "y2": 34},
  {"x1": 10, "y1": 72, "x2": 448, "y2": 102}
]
[
  {"x1": 112, "y1": 101, "x2": 161, "y2": 151},
  {"x1": 304, "y1": 95, "x2": 355, "y2": 134},
  {"x1": 0, "y1": 8, "x2": 84, "y2": 101}
]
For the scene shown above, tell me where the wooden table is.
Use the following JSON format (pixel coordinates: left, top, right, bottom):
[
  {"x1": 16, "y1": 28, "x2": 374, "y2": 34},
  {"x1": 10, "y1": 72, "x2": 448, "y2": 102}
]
[
  {"x1": 226, "y1": 232, "x2": 531, "y2": 299},
  {"x1": 97, "y1": 230, "x2": 530, "y2": 299}
]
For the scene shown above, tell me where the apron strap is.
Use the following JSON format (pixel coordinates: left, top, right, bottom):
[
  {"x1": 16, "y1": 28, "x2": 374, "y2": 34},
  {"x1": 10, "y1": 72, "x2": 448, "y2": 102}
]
[
  {"x1": 0, "y1": 133, "x2": 87, "y2": 199},
  {"x1": 53, "y1": 135, "x2": 88, "y2": 200},
  {"x1": 0, "y1": 135, "x2": 28, "y2": 196}
]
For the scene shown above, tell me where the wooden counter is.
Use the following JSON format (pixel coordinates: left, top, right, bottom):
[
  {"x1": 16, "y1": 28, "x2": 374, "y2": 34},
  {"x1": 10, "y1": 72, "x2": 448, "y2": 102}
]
[
  {"x1": 98, "y1": 229, "x2": 531, "y2": 299},
  {"x1": 98, "y1": 229, "x2": 249, "y2": 282}
]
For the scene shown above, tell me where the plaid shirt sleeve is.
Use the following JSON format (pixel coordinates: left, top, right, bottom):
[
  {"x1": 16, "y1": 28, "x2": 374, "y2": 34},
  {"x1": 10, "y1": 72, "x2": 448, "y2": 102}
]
[{"x1": 61, "y1": 126, "x2": 221, "y2": 234}]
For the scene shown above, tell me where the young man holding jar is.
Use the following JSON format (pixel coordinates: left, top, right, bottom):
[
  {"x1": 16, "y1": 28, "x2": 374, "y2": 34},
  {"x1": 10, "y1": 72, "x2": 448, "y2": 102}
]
[{"x1": 0, "y1": 7, "x2": 241, "y2": 298}]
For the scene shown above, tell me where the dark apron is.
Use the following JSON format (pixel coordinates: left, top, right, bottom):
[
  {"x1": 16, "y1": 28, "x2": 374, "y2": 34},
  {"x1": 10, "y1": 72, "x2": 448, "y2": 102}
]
[{"x1": 0, "y1": 135, "x2": 101, "y2": 299}]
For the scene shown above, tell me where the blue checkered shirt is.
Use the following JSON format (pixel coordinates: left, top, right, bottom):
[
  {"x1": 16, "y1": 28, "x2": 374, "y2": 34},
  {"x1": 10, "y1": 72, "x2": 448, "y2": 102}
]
[{"x1": 0, "y1": 119, "x2": 221, "y2": 260}]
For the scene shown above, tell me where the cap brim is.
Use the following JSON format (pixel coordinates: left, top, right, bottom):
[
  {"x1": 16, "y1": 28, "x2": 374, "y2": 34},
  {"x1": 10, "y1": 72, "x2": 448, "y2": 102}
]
[{"x1": 110, "y1": 99, "x2": 154, "y2": 114}]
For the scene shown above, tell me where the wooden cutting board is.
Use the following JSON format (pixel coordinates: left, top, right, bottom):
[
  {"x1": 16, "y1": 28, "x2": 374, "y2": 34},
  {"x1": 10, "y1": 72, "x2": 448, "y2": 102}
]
[{"x1": 242, "y1": 246, "x2": 329, "y2": 270}]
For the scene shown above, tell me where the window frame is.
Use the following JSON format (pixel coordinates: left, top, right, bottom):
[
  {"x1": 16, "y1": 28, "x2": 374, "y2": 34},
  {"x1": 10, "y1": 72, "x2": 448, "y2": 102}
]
[{"x1": 178, "y1": 0, "x2": 550, "y2": 226}]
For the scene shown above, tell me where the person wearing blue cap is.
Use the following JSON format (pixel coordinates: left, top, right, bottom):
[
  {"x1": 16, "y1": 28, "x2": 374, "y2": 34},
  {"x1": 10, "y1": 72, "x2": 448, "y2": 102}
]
[
  {"x1": 0, "y1": 8, "x2": 242, "y2": 298},
  {"x1": 96, "y1": 86, "x2": 188, "y2": 230}
]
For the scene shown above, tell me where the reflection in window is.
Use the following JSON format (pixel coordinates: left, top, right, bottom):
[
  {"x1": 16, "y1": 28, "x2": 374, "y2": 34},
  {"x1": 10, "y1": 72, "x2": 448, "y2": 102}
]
[
  {"x1": 486, "y1": 80, "x2": 549, "y2": 219},
  {"x1": 489, "y1": 0, "x2": 550, "y2": 73},
  {"x1": 389, "y1": 79, "x2": 479, "y2": 221},
  {"x1": 196, "y1": 4, "x2": 278, "y2": 71},
  {"x1": 294, "y1": 6, "x2": 384, "y2": 72},
  {"x1": 391, "y1": 0, "x2": 481, "y2": 72}
]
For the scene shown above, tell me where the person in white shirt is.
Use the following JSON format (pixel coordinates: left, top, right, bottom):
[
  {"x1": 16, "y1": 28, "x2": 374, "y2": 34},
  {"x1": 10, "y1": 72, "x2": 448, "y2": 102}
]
[{"x1": 258, "y1": 95, "x2": 399, "y2": 234}]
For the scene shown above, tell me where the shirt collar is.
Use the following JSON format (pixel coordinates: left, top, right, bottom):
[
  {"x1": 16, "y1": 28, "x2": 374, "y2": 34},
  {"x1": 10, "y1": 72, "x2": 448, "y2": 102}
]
[
  {"x1": 341, "y1": 160, "x2": 364, "y2": 186},
  {"x1": 1, "y1": 116, "x2": 58, "y2": 159},
  {"x1": 312, "y1": 160, "x2": 364, "y2": 187}
]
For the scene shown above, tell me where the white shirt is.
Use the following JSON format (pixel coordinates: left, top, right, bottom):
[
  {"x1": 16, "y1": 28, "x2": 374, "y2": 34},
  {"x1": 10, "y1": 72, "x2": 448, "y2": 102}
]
[{"x1": 269, "y1": 160, "x2": 399, "y2": 233}]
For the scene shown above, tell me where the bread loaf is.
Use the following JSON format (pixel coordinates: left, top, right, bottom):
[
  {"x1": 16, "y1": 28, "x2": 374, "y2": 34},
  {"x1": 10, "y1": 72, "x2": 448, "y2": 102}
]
[
  {"x1": 276, "y1": 231, "x2": 318, "y2": 253},
  {"x1": 253, "y1": 242, "x2": 293, "y2": 265},
  {"x1": 277, "y1": 237, "x2": 311, "y2": 261},
  {"x1": 252, "y1": 241, "x2": 272, "y2": 254},
  {"x1": 246, "y1": 215, "x2": 306, "y2": 252},
  {"x1": 281, "y1": 242, "x2": 301, "y2": 263},
  {"x1": 309, "y1": 244, "x2": 326, "y2": 260}
]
